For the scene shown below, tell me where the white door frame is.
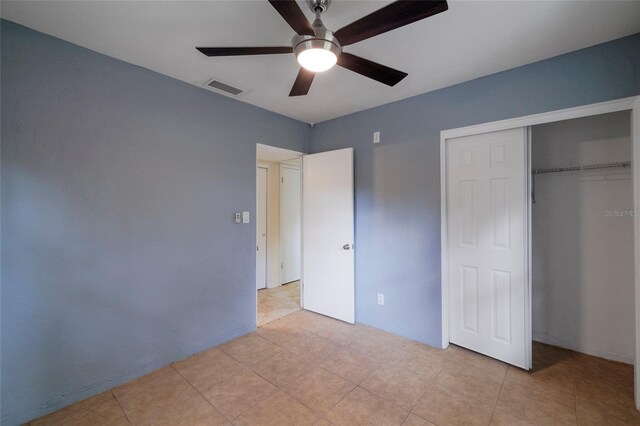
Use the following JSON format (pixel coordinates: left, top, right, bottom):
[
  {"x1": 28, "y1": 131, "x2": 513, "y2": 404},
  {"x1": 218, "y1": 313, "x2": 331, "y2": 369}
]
[
  {"x1": 440, "y1": 95, "x2": 640, "y2": 407},
  {"x1": 280, "y1": 162, "x2": 302, "y2": 285},
  {"x1": 256, "y1": 166, "x2": 268, "y2": 290}
]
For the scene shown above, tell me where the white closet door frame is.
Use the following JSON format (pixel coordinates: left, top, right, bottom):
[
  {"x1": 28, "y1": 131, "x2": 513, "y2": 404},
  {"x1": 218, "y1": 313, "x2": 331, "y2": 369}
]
[{"x1": 440, "y1": 96, "x2": 640, "y2": 405}]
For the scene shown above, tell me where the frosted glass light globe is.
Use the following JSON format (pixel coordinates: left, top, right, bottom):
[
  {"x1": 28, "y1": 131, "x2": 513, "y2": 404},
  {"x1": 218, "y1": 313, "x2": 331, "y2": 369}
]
[{"x1": 297, "y1": 48, "x2": 337, "y2": 72}]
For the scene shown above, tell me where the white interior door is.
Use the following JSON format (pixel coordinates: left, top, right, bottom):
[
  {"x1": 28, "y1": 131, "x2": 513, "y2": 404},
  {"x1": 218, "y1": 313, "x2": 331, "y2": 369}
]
[
  {"x1": 446, "y1": 128, "x2": 530, "y2": 369},
  {"x1": 256, "y1": 167, "x2": 267, "y2": 290},
  {"x1": 303, "y1": 148, "x2": 355, "y2": 323},
  {"x1": 280, "y1": 164, "x2": 301, "y2": 284}
]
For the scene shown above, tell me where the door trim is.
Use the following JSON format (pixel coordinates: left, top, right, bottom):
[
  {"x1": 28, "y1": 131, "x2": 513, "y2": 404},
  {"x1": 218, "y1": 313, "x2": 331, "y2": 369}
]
[
  {"x1": 279, "y1": 162, "x2": 301, "y2": 286},
  {"x1": 633, "y1": 96, "x2": 640, "y2": 409},
  {"x1": 440, "y1": 96, "x2": 640, "y2": 406},
  {"x1": 256, "y1": 166, "x2": 268, "y2": 291}
]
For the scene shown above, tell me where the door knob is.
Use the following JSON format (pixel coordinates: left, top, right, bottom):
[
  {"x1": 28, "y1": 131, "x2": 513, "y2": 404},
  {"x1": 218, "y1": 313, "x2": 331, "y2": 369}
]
[{"x1": 343, "y1": 244, "x2": 352, "y2": 250}]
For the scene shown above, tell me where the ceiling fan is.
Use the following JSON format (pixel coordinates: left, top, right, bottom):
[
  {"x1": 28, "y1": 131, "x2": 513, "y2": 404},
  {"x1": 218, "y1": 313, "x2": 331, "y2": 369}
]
[{"x1": 196, "y1": 0, "x2": 448, "y2": 96}]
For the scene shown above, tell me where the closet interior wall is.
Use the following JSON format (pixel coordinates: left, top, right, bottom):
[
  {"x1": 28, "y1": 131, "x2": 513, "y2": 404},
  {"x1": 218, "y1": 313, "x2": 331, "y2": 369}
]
[{"x1": 531, "y1": 110, "x2": 634, "y2": 363}]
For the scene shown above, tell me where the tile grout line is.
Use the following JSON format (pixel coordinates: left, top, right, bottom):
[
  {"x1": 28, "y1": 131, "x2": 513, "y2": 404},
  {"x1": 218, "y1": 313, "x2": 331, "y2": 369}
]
[
  {"x1": 316, "y1": 355, "x2": 373, "y2": 385},
  {"x1": 313, "y1": 366, "x2": 360, "y2": 415},
  {"x1": 311, "y1": 325, "x2": 451, "y2": 423},
  {"x1": 169, "y1": 364, "x2": 230, "y2": 422},
  {"x1": 228, "y1": 339, "x2": 328, "y2": 419},
  {"x1": 182, "y1": 361, "x2": 293, "y2": 424},
  {"x1": 196, "y1": 364, "x2": 250, "y2": 395},
  {"x1": 266, "y1": 347, "x2": 360, "y2": 422},
  {"x1": 408, "y1": 354, "x2": 452, "y2": 421},
  {"x1": 437, "y1": 352, "x2": 509, "y2": 410},
  {"x1": 111, "y1": 390, "x2": 133, "y2": 425},
  {"x1": 422, "y1": 351, "x2": 509, "y2": 424},
  {"x1": 228, "y1": 387, "x2": 280, "y2": 424},
  {"x1": 349, "y1": 356, "x2": 420, "y2": 422},
  {"x1": 277, "y1": 374, "x2": 335, "y2": 420},
  {"x1": 325, "y1": 385, "x2": 364, "y2": 420},
  {"x1": 261, "y1": 320, "x2": 392, "y2": 423},
  {"x1": 222, "y1": 339, "x2": 327, "y2": 424},
  {"x1": 487, "y1": 378, "x2": 505, "y2": 425}
]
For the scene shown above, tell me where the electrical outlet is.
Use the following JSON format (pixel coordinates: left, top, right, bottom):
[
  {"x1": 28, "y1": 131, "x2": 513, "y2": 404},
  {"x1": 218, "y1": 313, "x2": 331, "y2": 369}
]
[
  {"x1": 377, "y1": 293, "x2": 384, "y2": 305},
  {"x1": 373, "y1": 131, "x2": 381, "y2": 143},
  {"x1": 235, "y1": 212, "x2": 241, "y2": 223}
]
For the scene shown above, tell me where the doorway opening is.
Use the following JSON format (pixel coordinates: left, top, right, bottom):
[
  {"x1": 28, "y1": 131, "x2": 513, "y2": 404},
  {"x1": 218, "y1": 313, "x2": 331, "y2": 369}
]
[{"x1": 256, "y1": 144, "x2": 303, "y2": 326}]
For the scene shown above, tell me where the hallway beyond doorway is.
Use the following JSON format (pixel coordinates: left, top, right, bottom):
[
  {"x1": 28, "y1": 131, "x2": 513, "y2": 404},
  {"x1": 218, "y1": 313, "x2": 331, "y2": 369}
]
[{"x1": 258, "y1": 282, "x2": 300, "y2": 326}]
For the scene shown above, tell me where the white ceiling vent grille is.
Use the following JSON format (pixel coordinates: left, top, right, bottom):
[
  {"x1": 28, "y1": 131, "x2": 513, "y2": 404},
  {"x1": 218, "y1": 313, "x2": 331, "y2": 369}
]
[{"x1": 205, "y1": 79, "x2": 243, "y2": 96}]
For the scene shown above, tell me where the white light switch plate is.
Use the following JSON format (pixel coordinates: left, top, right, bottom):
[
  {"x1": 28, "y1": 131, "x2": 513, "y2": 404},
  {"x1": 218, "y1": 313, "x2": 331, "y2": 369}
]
[
  {"x1": 242, "y1": 211, "x2": 250, "y2": 223},
  {"x1": 377, "y1": 293, "x2": 384, "y2": 305},
  {"x1": 373, "y1": 131, "x2": 381, "y2": 143}
]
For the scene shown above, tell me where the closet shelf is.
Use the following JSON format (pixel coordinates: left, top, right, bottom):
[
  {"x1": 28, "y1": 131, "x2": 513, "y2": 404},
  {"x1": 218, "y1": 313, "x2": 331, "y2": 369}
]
[
  {"x1": 532, "y1": 161, "x2": 631, "y2": 175},
  {"x1": 531, "y1": 161, "x2": 631, "y2": 204}
]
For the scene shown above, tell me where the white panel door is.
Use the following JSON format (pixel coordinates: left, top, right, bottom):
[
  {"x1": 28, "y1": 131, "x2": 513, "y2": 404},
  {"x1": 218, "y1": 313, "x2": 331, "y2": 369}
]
[
  {"x1": 280, "y1": 165, "x2": 301, "y2": 284},
  {"x1": 447, "y1": 128, "x2": 529, "y2": 369},
  {"x1": 256, "y1": 167, "x2": 267, "y2": 290},
  {"x1": 303, "y1": 148, "x2": 355, "y2": 323}
]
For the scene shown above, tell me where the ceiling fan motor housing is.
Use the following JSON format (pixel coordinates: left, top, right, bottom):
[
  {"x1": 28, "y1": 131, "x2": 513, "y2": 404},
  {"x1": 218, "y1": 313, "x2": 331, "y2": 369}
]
[
  {"x1": 292, "y1": 16, "x2": 342, "y2": 63},
  {"x1": 306, "y1": 0, "x2": 331, "y2": 14}
]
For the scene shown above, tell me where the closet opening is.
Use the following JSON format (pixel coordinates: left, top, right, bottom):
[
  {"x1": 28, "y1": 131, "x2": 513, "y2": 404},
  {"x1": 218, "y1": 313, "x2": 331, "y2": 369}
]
[
  {"x1": 529, "y1": 111, "x2": 634, "y2": 379},
  {"x1": 441, "y1": 96, "x2": 640, "y2": 409}
]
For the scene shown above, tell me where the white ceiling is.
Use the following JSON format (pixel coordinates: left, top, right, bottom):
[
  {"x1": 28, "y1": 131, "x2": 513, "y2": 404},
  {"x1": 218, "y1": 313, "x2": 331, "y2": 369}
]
[{"x1": 3, "y1": 1, "x2": 640, "y2": 123}]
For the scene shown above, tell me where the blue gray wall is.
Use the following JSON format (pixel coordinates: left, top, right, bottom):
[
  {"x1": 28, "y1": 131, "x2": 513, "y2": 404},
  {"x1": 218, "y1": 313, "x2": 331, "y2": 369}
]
[
  {"x1": 0, "y1": 20, "x2": 308, "y2": 425},
  {"x1": 310, "y1": 33, "x2": 640, "y2": 347}
]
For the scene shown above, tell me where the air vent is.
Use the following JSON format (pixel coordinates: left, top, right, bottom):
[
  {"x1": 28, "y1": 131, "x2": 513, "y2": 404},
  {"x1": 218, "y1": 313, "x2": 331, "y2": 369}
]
[{"x1": 205, "y1": 79, "x2": 243, "y2": 96}]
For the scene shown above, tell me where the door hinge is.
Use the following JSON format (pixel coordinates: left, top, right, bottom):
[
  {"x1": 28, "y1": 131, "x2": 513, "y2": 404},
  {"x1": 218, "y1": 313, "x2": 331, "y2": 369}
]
[
  {"x1": 281, "y1": 177, "x2": 284, "y2": 183},
  {"x1": 281, "y1": 263, "x2": 284, "y2": 269}
]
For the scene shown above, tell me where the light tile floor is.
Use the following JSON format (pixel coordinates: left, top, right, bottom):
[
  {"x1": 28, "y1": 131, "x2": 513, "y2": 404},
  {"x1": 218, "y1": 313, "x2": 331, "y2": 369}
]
[
  {"x1": 257, "y1": 281, "x2": 300, "y2": 327},
  {"x1": 29, "y1": 309, "x2": 639, "y2": 425}
]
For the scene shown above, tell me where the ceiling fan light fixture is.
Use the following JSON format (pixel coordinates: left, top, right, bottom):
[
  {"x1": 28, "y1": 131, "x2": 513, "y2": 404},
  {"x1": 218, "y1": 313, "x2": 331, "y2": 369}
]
[
  {"x1": 293, "y1": 35, "x2": 341, "y2": 73},
  {"x1": 297, "y1": 47, "x2": 337, "y2": 72}
]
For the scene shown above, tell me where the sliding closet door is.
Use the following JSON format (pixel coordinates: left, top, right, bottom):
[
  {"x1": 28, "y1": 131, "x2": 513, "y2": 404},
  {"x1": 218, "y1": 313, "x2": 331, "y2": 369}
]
[{"x1": 446, "y1": 128, "x2": 529, "y2": 369}]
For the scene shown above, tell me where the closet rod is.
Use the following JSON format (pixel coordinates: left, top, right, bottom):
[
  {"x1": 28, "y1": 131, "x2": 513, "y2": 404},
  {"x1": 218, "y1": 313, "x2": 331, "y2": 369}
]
[
  {"x1": 531, "y1": 161, "x2": 631, "y2": 204},
  {"x1": 532, "y1": 161, "x2": 631, "y2": 175}
]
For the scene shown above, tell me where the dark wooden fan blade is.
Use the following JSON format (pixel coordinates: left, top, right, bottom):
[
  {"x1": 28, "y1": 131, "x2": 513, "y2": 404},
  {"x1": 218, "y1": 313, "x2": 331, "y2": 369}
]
[
  {"x1": 196, "y1": 47, "x2": 292, "y2": 56},
  {"x1": 289, "y1": 68, "x2": 315, "y2": 96},
  {"x1": 268, "y1": 0, "x2": 315, "y2": 36},
  {"x1": 334, "y1": 0, "x2": 448, "y2": 46},
  {"x1": 337, "y1": 52, "x2": 407, "y2": 86}
]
